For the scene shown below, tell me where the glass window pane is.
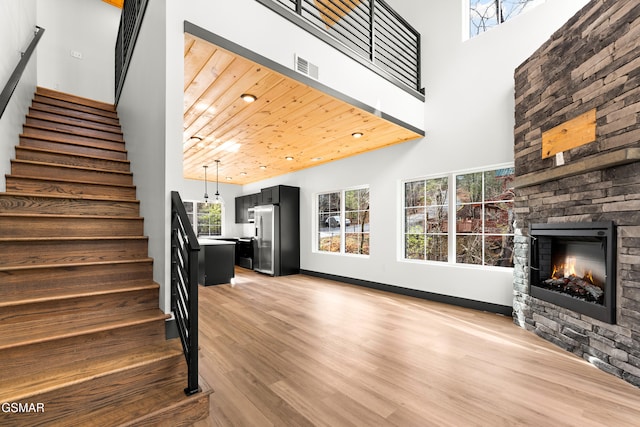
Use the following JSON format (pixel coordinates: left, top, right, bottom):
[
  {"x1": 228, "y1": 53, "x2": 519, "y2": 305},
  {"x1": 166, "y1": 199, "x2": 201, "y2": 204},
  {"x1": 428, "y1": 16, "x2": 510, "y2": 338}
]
[
  {"x1": 457, "y1": 234, "x2": 483, "y2": 265},
  {"x1": 405, "y1": 234, "x2": 425, "y2": 260},
  {"x1": 484, "y1": 201, "x2": 514, "y2": 234},
  {"x1": 196, "y1": 202, "x2": 222, "y2": 236},
  {"x1": 425, "y1": 235, "x2": 448, "y2": 262},
  {"x1": 405, "y1": 181, "x2": 425, "y2": 207},
  {"x1": 456, "y1": 172, "x2": 483, "y2": 204},
  {"x1": 424, "y1": 177, "x2": 449, "y2": 205},
  {"x1": 346, "y1": 233, "x2": 369, "y2": 255},
  {"x1": 405, "y1": 207, "x2": 426, "y2": 233},
  {"x1": 426, "y1": 206, "x2": 448, "y2": 233},
  {"x1": 484, "y1": 168, "x2": 515, "y2": 202},
  {"x1": 319, "y1": 233, "x2": 341, "y2": 252},
  {"x1": 484, "y1": 235, "x2": 514, "y2": 267},
  {"x1": 456, "y1": 204, "x2": 482, "y2": 233}
]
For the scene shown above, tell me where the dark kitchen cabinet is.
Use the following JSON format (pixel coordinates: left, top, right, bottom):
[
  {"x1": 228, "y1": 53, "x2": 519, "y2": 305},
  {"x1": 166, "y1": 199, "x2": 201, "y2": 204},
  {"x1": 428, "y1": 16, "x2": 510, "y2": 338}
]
[{"x1": 260, "y1": 186, "x2": 280, "y2": 205}]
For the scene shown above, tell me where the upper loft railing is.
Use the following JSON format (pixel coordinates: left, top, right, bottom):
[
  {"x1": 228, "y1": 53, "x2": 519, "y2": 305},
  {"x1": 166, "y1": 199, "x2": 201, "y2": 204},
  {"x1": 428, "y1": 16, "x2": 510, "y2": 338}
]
[
  {"x1": 0, "y1": 26, "x2": 44, "y2": 119},
  {"x1": 170, "y1": 191, "x2": 201, "y2": 396},
  {"x1": 256, "y1": 0, "x2": 423, "y2": 98},
  {"x1": 115, "y1": 0, "x2": 149, "y2": 105}
]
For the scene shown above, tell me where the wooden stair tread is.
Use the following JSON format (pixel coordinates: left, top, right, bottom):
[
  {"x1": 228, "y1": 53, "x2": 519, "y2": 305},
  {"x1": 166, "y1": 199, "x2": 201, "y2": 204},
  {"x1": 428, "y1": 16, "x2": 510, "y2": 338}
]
[
  {"x1": 36, "y1": 87, "x2": 116, "y2": 113},
  {"x1": 0, "y1": 212, "x2": 142, "y2": 220},
  {"x1": 5, "y1": 175, "x2": 137, "y2": 189},
  {"x1": 20, "y1": 133, "x2": 127, "y2": 153},
  {"x1": 0, "y1": 308, "x2": 168, "y2": 352},
  {"x1": 23, "y1": 123, "x2": 124, "y2": 144},
  {"x1": 11, "y1": 159, "x2": 134, "y2": 176},
  {"x1": 28, "y1": 109, "x2": 122, "y2": 134},
  {"x1": 30, "y1": 103, "x2": 120, "y2": 127},
  {"x1": 0, "y1": 280, "x2": 158, "y2": 308},
  {"x1": 15, "y1": 146, "x2": 130, "y2": 166},
  {"x1": 0, "y1": 236, "x2": 148, "y2": 243},
  {"x1": 0, "y1": 191, "x2": 138, "y2": 202},
  {"x1": 0, "y1": 257, "x2": 154, "y2": 273},
  {"x1": 0, "y1": 340, "x2": 182, "y2": 402}
]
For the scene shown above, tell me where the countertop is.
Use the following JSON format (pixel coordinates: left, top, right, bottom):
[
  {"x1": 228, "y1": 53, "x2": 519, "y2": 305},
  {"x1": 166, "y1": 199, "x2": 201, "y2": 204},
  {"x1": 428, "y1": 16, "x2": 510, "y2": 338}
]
[{"x1": 198, "y1": 238, "x2": 237, "y2": 246}]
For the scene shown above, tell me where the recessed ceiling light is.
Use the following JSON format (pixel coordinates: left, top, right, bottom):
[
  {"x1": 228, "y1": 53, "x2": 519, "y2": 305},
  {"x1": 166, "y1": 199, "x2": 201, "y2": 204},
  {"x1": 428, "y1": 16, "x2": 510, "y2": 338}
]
[
  {"x1": 240, "y1": 172, "x2": 248, "y2": 176},
  {"x1": 259, "y1": 165, "x2": 267, "y2": 170},
  {"x1": 241, "y1": 93, "x2": 257, "y2": 103},
  {"x1": 285, "y1": 156, "x2": 294, "y2": 161},
  {"x1": 352, "y1": 132, "x2": 364, "y2": 138},
  {"x1": 226, "y1": 177, "x2": 233, "y2": 181},
  {"x1": 311, "y1": 157, "x2": 322, "y2": 161},
  {"x1": 187, "y1": 135, "x2": 202, "y2": 144}
]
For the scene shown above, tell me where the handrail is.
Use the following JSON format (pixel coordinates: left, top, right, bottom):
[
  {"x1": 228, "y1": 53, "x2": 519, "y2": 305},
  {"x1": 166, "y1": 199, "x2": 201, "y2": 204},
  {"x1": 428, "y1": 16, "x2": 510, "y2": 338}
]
[
  {"x1": 114, "y1": 0, "x2": 149, "y2": 105},
  {"x1": 170, "y1": 191, "x2": 201, "y2": 395},
  {"x1": 0, "y1": 26, "x2": 44, "y2": 119}
]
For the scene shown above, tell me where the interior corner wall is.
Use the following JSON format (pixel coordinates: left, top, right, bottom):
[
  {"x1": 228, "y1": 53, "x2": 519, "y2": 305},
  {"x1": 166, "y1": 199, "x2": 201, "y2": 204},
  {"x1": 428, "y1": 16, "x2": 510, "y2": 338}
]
[
  {"x1": 36, "y1": 0, "x2": 120, "y2": 104},
  {"x1": 0, "y1": 0, "x2": 37, "y2": 192},
  {"x1": 116, "y1": 0, "x2": 170, "y2": 312}
]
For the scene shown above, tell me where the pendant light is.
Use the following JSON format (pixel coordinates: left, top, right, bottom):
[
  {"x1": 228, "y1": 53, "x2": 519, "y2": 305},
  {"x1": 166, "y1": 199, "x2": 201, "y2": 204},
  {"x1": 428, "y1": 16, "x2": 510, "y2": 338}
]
[
  {"x1": 213, "y1": 159, "x2": 222, "y2": 204},
  {"x1": 203, "y1": 165, "x2": 209, "y2": 204}
]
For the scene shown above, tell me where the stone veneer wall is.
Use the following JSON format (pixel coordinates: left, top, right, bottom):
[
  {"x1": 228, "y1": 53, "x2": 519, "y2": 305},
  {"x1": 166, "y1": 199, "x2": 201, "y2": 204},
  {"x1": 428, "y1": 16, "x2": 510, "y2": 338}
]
[{"x1": 513, "y1": 0, "x2": 640, "y2": 387}]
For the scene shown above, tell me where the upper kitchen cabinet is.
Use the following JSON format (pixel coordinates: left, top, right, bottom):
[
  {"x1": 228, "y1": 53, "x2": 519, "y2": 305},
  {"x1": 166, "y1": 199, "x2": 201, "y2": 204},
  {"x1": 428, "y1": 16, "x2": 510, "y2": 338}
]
[{"x1": 235, "y1": 185, "x2": 298, "y2": 224}]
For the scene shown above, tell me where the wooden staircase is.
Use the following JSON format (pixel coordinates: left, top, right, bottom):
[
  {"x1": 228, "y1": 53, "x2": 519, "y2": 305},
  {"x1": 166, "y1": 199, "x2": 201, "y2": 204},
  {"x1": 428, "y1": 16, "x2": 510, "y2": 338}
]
[{"x1": 0, "y1": 87, "x2": 210, "y2": 426}]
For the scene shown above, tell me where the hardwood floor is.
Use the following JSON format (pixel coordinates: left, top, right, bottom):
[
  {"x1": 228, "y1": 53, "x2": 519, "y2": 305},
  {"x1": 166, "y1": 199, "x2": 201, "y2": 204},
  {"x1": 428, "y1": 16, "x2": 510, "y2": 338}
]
[{"x1": 194, "y1": 268, "x2": 640, "y2": 427}]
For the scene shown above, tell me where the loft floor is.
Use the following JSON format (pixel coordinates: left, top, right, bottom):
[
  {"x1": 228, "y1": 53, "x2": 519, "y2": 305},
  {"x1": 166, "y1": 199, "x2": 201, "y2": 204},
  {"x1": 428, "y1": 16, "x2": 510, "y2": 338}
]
[{"x1": 194, "y1": 268, "x2": 640, "y2": 426}]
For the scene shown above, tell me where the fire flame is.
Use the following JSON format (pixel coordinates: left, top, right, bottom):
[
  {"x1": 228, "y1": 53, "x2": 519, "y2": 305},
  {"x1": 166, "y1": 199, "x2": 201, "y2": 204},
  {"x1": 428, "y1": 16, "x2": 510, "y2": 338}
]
[{"x1": 551, "y1": 256, "x2": 596, "y2": 284}]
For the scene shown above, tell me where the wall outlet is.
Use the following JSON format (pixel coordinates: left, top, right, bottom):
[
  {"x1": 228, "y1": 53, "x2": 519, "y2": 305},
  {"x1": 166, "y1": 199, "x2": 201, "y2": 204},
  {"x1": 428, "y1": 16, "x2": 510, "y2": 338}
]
[{"x1": 70, "y1": 50, "x2": 83, "y2": 59}]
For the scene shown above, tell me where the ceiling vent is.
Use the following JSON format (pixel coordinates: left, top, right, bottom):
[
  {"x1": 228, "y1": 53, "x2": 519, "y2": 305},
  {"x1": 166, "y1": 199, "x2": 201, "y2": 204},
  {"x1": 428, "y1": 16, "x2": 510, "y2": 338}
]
[{"x1": 294, "y1": 55, "x2": 319, "y2": 80}]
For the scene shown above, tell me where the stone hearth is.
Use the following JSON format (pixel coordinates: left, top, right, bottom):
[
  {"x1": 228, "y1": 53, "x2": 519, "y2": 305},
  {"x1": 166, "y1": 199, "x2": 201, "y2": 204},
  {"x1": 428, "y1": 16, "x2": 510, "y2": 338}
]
[{"x1": 513, "y1": 0, "x2": 640, "y2": 387}]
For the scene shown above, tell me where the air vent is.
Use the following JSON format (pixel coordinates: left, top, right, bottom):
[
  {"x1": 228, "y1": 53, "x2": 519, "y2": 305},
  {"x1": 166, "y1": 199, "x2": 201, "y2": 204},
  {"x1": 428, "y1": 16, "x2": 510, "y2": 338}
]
[{"x1": 294, "y1": 54, "x2": 319, "y2": 80}]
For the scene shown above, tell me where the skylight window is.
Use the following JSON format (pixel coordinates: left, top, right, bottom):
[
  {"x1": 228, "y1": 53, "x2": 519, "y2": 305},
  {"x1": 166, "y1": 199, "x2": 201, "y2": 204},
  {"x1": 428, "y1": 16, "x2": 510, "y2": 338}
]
[{"x1": 468, "y1": 0, "x2": 545, "y2": 38}]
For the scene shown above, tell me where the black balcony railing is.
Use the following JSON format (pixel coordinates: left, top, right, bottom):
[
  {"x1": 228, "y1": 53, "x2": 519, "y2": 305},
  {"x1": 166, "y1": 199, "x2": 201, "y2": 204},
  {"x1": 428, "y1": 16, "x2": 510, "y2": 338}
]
[
  {"x1": 258, "y1": 0, "x2": 422, "y2": 96},
  {"x1": 171, "y1": 191, "x2": 201, "y2": 396},
  {"x1": 115, "y1": 0, "x2": 149, "y2": 104}
]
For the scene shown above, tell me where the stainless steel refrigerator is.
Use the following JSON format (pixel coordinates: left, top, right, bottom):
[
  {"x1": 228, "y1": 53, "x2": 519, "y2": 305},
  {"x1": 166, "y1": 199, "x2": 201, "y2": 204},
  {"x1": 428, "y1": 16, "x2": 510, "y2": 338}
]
[{"x1": 253, "y1": 204, "x2": 280, "y2": 275}]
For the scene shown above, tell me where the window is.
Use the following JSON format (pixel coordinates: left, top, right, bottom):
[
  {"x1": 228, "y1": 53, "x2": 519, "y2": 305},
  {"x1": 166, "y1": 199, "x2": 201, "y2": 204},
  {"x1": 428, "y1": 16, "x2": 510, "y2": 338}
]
[
  {"x1": 456, "y1": 168, "x2": 514, "y2": 267},
  {"x1": 402, "y1": 167, "x2": 515, "y2": 268},
  {"x1": 469, "y1": 0, "x2": 544, "y2": 38},
  {"x1": 317, "y1": 187, "x2": 370, "y2": 255},
  {"x1": 404, "y1": 177, "x2": 449, "y2": 261},
  {"x1": 183, "y1": 201, "x2": 223, "y2": 237}
]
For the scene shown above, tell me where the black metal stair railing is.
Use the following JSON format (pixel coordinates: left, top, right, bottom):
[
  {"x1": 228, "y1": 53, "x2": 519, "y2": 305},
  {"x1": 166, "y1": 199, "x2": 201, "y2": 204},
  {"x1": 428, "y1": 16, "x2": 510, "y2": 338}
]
[
  {"x1": 170, "y1": 191, "x2": 201, "y2": 396},
  {"x1": 114, "y1": 0, "x2": 149, "y2": 104},
  {"x1": 258, "y1": 0, "x2": 422, "y2": 95},
  {"x1": 0, "y1": 26, "x2": 45, "y2": 119}
]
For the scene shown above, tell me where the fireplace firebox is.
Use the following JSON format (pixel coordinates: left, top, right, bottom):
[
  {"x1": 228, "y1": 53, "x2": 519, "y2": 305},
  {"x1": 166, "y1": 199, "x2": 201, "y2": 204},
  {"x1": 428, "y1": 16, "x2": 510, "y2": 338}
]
[{"x1": 529, "y1": 222, "x2": 616, "y2": 324}]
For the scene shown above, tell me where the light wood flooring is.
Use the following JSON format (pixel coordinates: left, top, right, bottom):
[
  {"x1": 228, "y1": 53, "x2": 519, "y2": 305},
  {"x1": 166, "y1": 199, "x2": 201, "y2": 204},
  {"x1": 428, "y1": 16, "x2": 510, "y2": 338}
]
[{"x1": 194, "y1": 268, "x2": 640, "y2": 426}]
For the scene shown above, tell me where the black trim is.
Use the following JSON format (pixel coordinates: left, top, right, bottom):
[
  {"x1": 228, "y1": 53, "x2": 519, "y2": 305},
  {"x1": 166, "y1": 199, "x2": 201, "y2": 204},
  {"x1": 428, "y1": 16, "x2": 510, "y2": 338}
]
[
  {"x1": 184, "y1": 21, "x2": 425, "y2": 137},
  {"x1": 254, "y1": 0, "x2": 424, "y2": 100},
  {"x1": 300, "y1": 269, "x2": 513, "y2": 316},
  {"x1": 0, "y1": 26, "x2": 44, "y2": 119}
]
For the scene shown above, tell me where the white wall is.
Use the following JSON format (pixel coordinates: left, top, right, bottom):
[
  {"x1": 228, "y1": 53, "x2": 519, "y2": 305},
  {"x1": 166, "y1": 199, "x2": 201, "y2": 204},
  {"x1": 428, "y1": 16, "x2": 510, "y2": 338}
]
[
  {"x1": 243, "y1": 0, "x2": 590, "y2": 307},
  {"x1": 36, "y1": 0, "x2": 120, "y2": 104},
  {"x1": 0, "y1": 0, "x2": 37, "y2": 192}
]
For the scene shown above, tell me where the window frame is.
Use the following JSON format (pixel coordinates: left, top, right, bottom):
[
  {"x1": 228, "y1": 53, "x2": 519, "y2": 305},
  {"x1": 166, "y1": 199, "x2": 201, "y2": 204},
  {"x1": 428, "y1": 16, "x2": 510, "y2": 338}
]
[
  {"x1": 465, "y1": 0, "x2": 546, "y2": 40},
  {"x1": 401, "y1": 164, "x2": 514, "y2": 270},
  {"x1": 183, "y1": 199, "x2": 225, "y2": 238},
  {"x1": 314, "y1": 185, "x2": 370, "y2": 257}
]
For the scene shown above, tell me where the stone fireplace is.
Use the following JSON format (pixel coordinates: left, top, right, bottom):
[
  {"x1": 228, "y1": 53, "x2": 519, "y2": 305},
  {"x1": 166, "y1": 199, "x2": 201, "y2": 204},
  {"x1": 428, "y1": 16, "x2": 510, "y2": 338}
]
[{"x1": 513, "y1": 0, "x2": 640, "y2": 387}]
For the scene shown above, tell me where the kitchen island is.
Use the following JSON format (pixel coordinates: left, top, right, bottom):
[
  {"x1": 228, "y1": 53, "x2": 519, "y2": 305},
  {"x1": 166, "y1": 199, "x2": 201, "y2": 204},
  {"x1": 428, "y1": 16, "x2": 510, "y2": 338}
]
[{"x1": 197, "y1": 239, "x2": 236, "y2": 286}]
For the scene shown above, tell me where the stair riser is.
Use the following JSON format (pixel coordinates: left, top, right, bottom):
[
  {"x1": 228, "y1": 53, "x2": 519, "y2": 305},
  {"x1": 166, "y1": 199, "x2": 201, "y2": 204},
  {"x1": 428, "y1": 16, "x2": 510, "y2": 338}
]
[
  {"x1": 23, "y1": 126, "x2": 125, "y2": 151},
  {"x1": 0, "y1": 194, "x2": 139, "y2": 216},
  {"x1": 0, "y1": 353, "x2": 186, "y2": 425},
  {"x1": 33, "y1": 94, "x2": 117, "y2": 120},
  {"x1": 0, "y1": 262, "x2": 153, "y2": 292},
  {"x1": 36, "y1": 88, "x2": 116, "y2": 113},
  {"x1": 0, "y1": 216, "x2": 144, "y2": 238},
  {"x1": 25, "y1": 117, "x2": 123, "y2": 142},
  {"x1": 15, "y1": 147, "x2": 130, "y2": 172},
  {"x1": 0, "y1": 288, "x2": 159, "y2": 324},
  {"x1": 4, "y1": 177, "x2": 137, "y2": 200},
  {"x1": 20, "y1": 136, "x2": 127, "y2": 160},
  {"x1": 11, "y1": 161, "x2": 133, "y2": 186},
  {"x1": 0, "y1": 239, "x2": 149, "y2": 267},
  {"x1": 28, "y1": 109, "x2": 122, "y2": 134},
  {"x1": 31, "y1": 101, "x2": 120, "y2": 127},
  {"x1": 0, "y1": 319, "x2": 166, "y2": 380}
]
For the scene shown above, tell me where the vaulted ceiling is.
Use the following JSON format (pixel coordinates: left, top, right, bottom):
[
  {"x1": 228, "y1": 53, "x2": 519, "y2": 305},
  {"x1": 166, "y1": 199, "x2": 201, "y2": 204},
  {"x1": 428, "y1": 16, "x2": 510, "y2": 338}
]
[{"x1": 183, "y1": 33, "x2": 423, "y2": 185}]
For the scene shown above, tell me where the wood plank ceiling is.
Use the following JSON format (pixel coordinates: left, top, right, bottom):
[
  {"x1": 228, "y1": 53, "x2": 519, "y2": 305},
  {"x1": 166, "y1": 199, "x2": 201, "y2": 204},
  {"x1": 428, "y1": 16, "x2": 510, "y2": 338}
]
[{"x1": 183, "y1": 33, "x2": 422, "y2": 185}]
